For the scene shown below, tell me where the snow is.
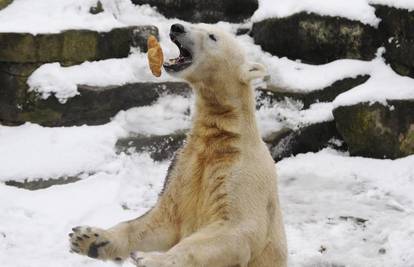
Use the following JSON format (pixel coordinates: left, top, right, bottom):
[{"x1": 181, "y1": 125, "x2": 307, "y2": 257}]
[
  {"x1": 0, "y1": 153, "x2": 167, "y2": 267},
  {"x1": 239, "y1": 34, "x2": 414, "y2": 108},
  {"x1": 369, "y1": 0, "x2": 414, "y2": 11},
  {"x1": 0, "y1": 94, "x2": 191, "y2": 182},
  {"x1": 252, "y1": 0, "x2": 380, "y2": 26},
  {"x1": 27, "y1": 51, "x2": 176, "y2": 102},
  {"x1": 279, "y1": 149, "x2": 414, "y2": 267},
  {"x1": 114, "y1": 94, "x2": 192, "y2": 136},
  {"x1": 333, "y1": 55, "x2": 414, "y2": 107},
  {"x1": 236, "y1": 34, "x2": 373, "y2": 94},
  {"x1": 0, "y1": 0, "x2": 124, "y2": 34},
  {"x1": 252, "y1": 0, "x2": 414, "y2": 26},
  {"x1": 0, "y1": 0, "x2": 175, "y2": 34},
  {"x1": 256, "y1": 98, "x2": 334, "y2": 137},
  {"x1": 1, "y1": 147, "x2": 414, "y2": 267},
  {"x1": 0, "y1": 122, "x2": 125, "y2": 182}
]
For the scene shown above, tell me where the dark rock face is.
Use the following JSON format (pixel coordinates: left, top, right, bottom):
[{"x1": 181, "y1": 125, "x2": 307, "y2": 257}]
[
  {"x1": 132, "y1": 0, "x2": 258, "y2": 23},
  {"x1": 265, "y1": 121, "x2": 344, "y2": 161},
  {"x1": 0, "y1": 82, "x2": 191, "y2": 126},
  {"x1": 0, "y1": 62, "x2": 42, "y2": 117},
  {"x1": 0, "y1": 26, "x2": 157, "y2": 63},
  {"x1": 259, "y1": 75, "x2": 369, "y2": 109},
  {"x1": 251, "y1": 13, "x2": 381, "y2": 64},
  {"x1": 0, "y1": 26, "x2": 159, "y2": 127},
  {"x1": 375, "y1": 5, "x2": 414, "y2": 78},
  {"x1": 116, "y1": 132, "x2": 187, "y2": 161},
  {"x1": 333, "y1": 100, "x2": 414, "y2": 159}
]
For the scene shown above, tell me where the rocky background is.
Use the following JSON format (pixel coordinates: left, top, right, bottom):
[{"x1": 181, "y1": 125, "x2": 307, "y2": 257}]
[
  {"x1": 0, "y1": 0, "x2": 413, "y2": 189},
  {"x1": 1, "y1": 2, "x2": 414, "y2": 266}
]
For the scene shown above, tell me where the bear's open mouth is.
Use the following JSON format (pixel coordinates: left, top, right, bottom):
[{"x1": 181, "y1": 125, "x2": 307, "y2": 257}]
[{"x1": 163, "y1": 34, "x2": 193, "y2": 72}]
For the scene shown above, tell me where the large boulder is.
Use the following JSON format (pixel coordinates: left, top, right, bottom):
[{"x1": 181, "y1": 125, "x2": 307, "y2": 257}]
[
  {"x1": 265, "y1": 121, "x2": 344, "y2": 161},
  {"x1": 259, "y1": 75, "x2": 369, "y2": 109},
  {"x1": 0, "y1": 82, "x2": 191, "y2": 126},
  {"x1": 333, "y1": 100, "x2": 414, "y2": 159},
  {"x1": 0, "y1": 0, "x2": 12, "y2": 10},
  {"x1": 132, "y1": 0, "x2": 258, "y2": 23},
  {"x1": 374, "y1": 5, "x2": 414, "y2": 78},
  {"x1": 251, "y1": 13, "x2": 381, "y2": 64},
  {"x1": 0, "y1": 26, "x2": 158, "y2": 63}
]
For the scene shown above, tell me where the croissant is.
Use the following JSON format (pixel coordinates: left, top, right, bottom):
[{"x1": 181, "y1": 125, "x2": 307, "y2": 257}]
[{"x1": 147, "y1": 35, "x2": 164, "y2": 77}]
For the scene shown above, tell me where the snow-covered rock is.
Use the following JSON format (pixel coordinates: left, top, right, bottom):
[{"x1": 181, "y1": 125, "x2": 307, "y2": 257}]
[
  {"x1": 261, "y1": 75, "x2": 369, "y2": 109},
  {"x1": 0, "y1": 26, "x2": 155, "y2": 63},
  {"x1": 375, "y1": 5, "x2": 414, "y2": 78},
  {"x1": 333, "y1": 100, "x2": 414, "y2": 159},
  {"x1": 0, "y1": 82, "x2": 191, "y2": 126},
  {"x1": 251, "y1": 12, "x2": 381, "y2": 64},
  {"x1": 132, "y1": 0, "x2": 258, "y2": 23}
]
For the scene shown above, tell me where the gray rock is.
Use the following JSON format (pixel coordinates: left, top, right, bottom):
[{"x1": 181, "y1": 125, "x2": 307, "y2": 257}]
[
  {"x1": 374, "y1": 5, "x2": 414, "y2": 78},
  {"x1": 333, "y1": 100, "x2": 414, "y2": 159},
  {"x1": 5, "y1": 176, "x2": 81, "y2": 190},
  {"x1": 131, "y1": 0, "x2": 258, "y2": 23},
  {"x1": 0, "y1": 26, "x2": 157, "y2": 63},
  {"x1": 116, "y1": 132, "x2": 187, "y2": 162},
  {"x1": 251, "y1": 13, "x2": 381, "y2": 64},
  {"x1": 0, "y1": 82, "x2": 192, "y2": 126},
  {"x1": 89, "y1": 0, "x2": 104, "y2": 14},
  {"x1": 265, "y1": 121, "x2": 344, "y2": 162}
]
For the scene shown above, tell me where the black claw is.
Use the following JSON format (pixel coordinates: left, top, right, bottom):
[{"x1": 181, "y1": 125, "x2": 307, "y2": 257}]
[
  {"x1": 69, "y1": 233, "x2": 73, "y2": 237},
  {"x1": 94, "y1": 233, "x2": 99, "y2": 237},
  {"x1": 71, "y1": 242, "x2": 79, "y2": 247},
  {"x1": 82, "y1": 234, "x2": 90, "y2": 239},
  {"x1": 87, "y1": 241, "x2": 110, "y2": 258},
  {"x1": 72, "y1": 227, "x2": 80, "y2": 232},
  {"x1": 114, "y1": 257, "x2": 122, "y2": 261},
  {"x1": 76, "y1": 236, "x2": 83, "y2": 241}
]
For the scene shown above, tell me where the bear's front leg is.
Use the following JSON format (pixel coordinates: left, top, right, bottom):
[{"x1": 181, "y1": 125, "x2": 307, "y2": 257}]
[
  {"x1": 69, "y1": 226, "x2": 129, "y2": 261},
  {"x1": 129, "y1": 222, "x2": 251, "y2": 267},
  {"x1": 69, "y1": 205, "x2": 178, "y2": 262}
]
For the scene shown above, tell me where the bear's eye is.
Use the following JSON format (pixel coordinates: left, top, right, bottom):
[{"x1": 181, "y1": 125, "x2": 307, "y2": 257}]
[{"x1": 209, "y1": 34, "x2": 217, "y2": 41}]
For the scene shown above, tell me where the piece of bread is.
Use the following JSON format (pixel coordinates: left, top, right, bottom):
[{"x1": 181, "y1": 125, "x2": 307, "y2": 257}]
[{"x1": 147, "y1": 35, "x2": 164, "y2": 77}]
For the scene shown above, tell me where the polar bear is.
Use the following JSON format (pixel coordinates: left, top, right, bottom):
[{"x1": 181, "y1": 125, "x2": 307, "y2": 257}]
[{"x1": 69, "y1": 23, "x2": 287, "y2": 267}]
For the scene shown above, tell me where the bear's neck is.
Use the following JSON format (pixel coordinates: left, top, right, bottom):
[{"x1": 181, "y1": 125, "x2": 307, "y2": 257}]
[{"x1": 189, "y1": 79, "x2": 261, "y2": 146}]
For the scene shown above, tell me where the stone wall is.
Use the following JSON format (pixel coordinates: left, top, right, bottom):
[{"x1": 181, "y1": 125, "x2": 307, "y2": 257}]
[{"x1": 0, "y1": 26, "x2": 158, "y2": 126}]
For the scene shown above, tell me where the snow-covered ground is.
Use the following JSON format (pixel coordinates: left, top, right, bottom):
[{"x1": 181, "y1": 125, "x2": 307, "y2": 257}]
[
  {"x1": 1, "y1": 0, "x2": 414, "y2": 267},
  {"x1": 1, "y1": 148, "x2": 413, "y2": 267}
]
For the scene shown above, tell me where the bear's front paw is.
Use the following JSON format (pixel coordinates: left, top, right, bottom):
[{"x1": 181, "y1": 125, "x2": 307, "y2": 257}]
[
  {"x1": 69, "y1": 226, "x2": 122, "y2": 261},
  {"x1": 130, "y1": 251, "x2": 178, "y2": 267}
]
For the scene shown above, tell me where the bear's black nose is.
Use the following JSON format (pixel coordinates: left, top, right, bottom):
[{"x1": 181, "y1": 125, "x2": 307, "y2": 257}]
[{"x1": 171, "y1": 24, "x2": 185, "y2": 34}]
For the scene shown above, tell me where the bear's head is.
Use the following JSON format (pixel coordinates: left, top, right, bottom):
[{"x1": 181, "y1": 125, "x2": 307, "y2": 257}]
[{"x1": 163, "y1": 23, "x2": 266, "y2": 85}]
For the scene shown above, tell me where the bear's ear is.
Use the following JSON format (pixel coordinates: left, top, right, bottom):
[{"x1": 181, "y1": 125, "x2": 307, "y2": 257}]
[{"x1": 240, "y1": 62, "x2": 267, "y2": 83}]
